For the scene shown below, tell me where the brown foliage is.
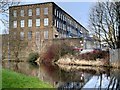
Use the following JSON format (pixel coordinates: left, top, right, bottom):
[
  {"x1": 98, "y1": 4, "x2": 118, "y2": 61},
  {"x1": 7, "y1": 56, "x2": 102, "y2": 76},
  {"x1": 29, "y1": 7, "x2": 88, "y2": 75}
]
[
  {"x1": 78, "y1": 51, "x2": 109, "y2": 61},
  {"x1": 40, "y1": 43, "x2": 74, "y2": 63}
]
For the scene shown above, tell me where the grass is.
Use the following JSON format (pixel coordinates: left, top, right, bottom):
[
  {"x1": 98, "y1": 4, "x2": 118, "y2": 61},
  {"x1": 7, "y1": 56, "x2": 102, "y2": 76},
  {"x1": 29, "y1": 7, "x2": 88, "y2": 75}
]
[{"x1": 2, "y1": 69, "x2": 53, "y2": 88}]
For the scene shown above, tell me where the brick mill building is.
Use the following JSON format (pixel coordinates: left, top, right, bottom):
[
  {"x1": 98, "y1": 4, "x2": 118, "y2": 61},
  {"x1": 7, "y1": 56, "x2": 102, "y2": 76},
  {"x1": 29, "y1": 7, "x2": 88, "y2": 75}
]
[{"x1": 8, "y1": 2, "x2": 89, "y2": 59}]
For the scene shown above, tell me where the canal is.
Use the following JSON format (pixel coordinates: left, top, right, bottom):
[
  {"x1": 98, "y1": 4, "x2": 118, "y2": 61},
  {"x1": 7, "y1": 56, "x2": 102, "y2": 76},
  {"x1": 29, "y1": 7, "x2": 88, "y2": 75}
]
[{"x1": 2, "y1": 61, "x2": 120, "y2": 89}]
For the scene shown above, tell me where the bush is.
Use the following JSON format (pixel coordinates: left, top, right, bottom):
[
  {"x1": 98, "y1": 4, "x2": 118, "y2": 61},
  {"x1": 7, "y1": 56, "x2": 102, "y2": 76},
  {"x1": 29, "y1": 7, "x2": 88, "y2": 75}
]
[
  {"x1": 28, "y1": 52, "x2": 39, "y2": 62},
  {"x1": 41, "y1": 43, "x2": 75, "y2": 63},
  {"x1": 78, "y1": 51, "x2": 109, "y2": 61}
]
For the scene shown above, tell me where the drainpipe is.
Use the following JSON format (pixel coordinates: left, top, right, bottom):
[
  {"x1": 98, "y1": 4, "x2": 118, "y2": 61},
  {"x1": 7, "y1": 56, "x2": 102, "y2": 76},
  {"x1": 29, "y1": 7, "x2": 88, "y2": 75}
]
[{"x1": 8, "y1": 38, "x2": 10, "y2": 68}]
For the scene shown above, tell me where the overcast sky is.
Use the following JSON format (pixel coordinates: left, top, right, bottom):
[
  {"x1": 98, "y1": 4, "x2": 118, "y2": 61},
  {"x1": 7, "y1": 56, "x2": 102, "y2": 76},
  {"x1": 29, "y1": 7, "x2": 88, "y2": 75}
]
[{"x1": 0, "y1": 1, "x2": 95, "y2": 34}]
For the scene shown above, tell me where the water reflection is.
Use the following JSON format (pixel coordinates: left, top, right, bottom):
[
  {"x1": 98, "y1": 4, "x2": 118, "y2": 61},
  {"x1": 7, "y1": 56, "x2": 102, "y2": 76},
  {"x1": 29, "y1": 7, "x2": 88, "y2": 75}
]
[{"x1": 2, "y1": 61, "x2": 120, "y2": 89}]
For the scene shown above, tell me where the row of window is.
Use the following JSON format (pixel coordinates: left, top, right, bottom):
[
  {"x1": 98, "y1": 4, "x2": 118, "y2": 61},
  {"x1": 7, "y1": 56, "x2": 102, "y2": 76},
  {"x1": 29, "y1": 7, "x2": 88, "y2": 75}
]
[
  {"x1": 19, "y1": 30, "x2": 74, "y2": 41},
  {"x1": 13, "y1": 7, "x2": 48, "y2": 17},
  {"x1": 19, "y1": 30, "x2": 77, "y2": 41},
  {"x1": 18, "y1": 31, "x2": 48, "y2": 40},
  {"x1": 54, "y1": 9, "x2": 81, "y2": 30},
  {"x1": 54, "y1": 19, "x2": 78, "y2": 35},
  {"x1": 56, "y1": 20, "x2": 66, "y2": 30},
  {"x1": 13, "y1": 18, "x2": 48, "y2": 28},
  {"x1": 59, "y1": 33, "x2": 67, "y2": 38}
]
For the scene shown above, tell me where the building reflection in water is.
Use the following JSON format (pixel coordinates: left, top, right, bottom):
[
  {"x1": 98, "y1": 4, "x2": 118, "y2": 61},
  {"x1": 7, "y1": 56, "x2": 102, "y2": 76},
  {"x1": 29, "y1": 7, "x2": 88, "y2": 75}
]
[{"x1": 2, "y1": 61, "x2": 120, "y2": 89}]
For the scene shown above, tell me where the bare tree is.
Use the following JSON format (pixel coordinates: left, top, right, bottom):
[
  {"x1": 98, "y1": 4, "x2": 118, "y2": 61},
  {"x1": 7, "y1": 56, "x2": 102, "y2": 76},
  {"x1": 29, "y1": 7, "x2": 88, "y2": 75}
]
[
  {"x1": 9, "y1": 33, "x2": 28, "y2": 61},
  {"x1": 89, "y1": 1, "x2": 120, "y2": 49},
  {"x1": 0, "y1": 0, "x2": 20, "y2": 31},
  {"x1": 116, "y1": 2, "x2": 120, "y2": 48},
  {"x1": 0, "y1": 0, "x2": 26, "y2": 61}
]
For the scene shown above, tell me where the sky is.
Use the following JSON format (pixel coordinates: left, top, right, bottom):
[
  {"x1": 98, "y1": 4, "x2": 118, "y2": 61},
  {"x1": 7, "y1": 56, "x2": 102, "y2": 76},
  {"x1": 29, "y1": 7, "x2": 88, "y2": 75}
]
[
  {"x1": 56, "y1": 2, "x2": 94, "y2": 30},
  {"x1": 0, "y1": 1, "x2": 95, "y2": 34}
]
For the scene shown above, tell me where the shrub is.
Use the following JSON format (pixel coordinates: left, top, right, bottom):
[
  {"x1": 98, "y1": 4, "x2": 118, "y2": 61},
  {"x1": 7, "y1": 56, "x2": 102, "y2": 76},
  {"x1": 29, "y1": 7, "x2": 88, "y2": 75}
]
[
  {"x1": 28, "y1": 52, "x2": 39, "y2": 62},
  {"x1": 78, "y1": 51, "x2": 109, "y2": 61},
  {"x1": 41, "y1": 43, "x2": 75, "y2": 63}
]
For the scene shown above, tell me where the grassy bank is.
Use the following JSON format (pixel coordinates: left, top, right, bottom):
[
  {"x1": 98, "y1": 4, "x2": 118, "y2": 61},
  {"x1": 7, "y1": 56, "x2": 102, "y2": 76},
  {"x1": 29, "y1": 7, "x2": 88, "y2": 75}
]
[{"x1": 2, "y1": 69, "x2": 53, "y2": 88}]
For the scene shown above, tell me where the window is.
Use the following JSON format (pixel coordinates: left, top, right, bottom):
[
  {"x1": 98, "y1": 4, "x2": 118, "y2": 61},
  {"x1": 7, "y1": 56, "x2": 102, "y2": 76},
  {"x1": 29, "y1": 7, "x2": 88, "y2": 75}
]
[
  {"x1": 21, "y1": 10, "x2": 24, "y2": 17},
  {"x1": 59, "y1": 22, "x2": 61, "y2": 29},
  {"x1": 58, "y1": 22, "x2": 60, "y2": 29},
  {"x1": 36, "y1": 19, "x2": 40, "y2": 27},
  {"x1": 66, "y1": 18, "x2": 68, "y2": 22},
  {"x1": 63, "y1": 24, "x2": 66, "y2": 30},
  {"x1": 70, "y1": 20, "x2": 72, "y2": 24},
  {"x1": 61, "y1": 14, "x2": 62, "y2": 19},
  {"x1": 13, "y1": 10, "x2": 17, "y2": 17},
  {"x1": 60, "y1": 22, "x2": 62, "y2": 29},
  {"x1": 70, "y1": 27, "x2": 71, "y2": 32},
  {"x1": 28, "y1": 19, "x2": 32, "y2": 27},
  {"x1": 67, "y1": 26, "x2": 69, "y2": 31},
  {"x1": 54, "y1": 9, "x2": 56, "y2": 15},
  {"x1": 54, "y1": 19, "x2": 56, "y2": 26},
  {"x1": 59, "y1": 12, "x2": 61, "y2": 18},
  {"x1": 28, "y1": 9, "x2": 32, "y2": 16},
  {"x1": 20, "y1": 20, "x2": 24, "y2": 27},
  {"x1": 63, "y1": 15, "x2": 64, "y2": 21},
  {"x1": 67, "y1": 18, "x2": 69, "y2": 24},
  {"x1": 44, "y1": 18, "x2": 49, "y2": 26},
  {"x1": 44, "y1": 31, "x2": 48, "y2": 39},
  {"x1": 13, "y1": 32, "x2": 16, "y2": 39},
  {"x1": 36, "y1": 8, "x2": 40, "y2": 15},
  {"x1": 57, "y1": 10, "x2": 59, "y2": 17},
  {"x1": 36, "y1": 32, "x2": 40, "y2": 45},
  {"x1": 28, "y1": 31, "x2": 32, "y2": 40},
  {"x1": 20, "y1": 32, "x2": 24, "y2": 40},
  {"x1": 13, "y1": 21, "x2": 17, "y2": 28},
  {"x1": 62, "y1": 23, "x2": 64, "y2": 30},
  {"x1": 57, "y1": 21, "x2": 59, "y2": 28},
  {"x1": 65, "y1": 16, "x2": 66, "y2": 21},
  {"x1": 44, "y1": 7, "x2": 48, "y2": 15},
  {"x1": 75, "y1": 24, "x2": 77, "y2": 28},
  {"x1": 36, "y1": 32, "x2": 40, "y2": 40}
]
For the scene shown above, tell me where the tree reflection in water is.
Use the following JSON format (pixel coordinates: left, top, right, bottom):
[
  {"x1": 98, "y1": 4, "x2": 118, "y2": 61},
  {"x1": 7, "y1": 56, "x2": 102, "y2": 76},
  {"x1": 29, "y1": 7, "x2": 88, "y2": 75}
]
[{"x1": 2, "y1": 61, "x2": 120, "y2": 89}]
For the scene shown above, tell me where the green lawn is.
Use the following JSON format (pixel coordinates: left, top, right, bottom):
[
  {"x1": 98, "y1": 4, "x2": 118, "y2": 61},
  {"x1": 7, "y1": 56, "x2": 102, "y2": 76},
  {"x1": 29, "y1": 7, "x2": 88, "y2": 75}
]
[{"x1": 2, "y1": 69, "x2": 53, "y2": 88}]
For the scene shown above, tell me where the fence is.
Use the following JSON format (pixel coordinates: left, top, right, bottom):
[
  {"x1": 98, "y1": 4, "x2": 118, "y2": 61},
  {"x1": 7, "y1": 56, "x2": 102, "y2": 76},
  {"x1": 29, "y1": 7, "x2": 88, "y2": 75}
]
[{"x1": 110, "y1": 49, "x2": 120, "y2": 68}]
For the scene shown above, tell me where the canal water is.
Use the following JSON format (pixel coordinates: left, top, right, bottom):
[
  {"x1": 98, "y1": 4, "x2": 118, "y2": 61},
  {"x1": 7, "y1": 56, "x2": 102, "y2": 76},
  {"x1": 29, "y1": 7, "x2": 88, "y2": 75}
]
[{"x1": 2, "y1": 61, "x2": 120, "y2": 89}]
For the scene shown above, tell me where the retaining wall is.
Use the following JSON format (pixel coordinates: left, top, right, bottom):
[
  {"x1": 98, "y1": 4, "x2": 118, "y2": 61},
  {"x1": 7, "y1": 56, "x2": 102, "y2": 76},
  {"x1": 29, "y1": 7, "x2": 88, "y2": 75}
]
[{"x1": 110, "y1": 49, "x2": 120, "y2": 68}]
